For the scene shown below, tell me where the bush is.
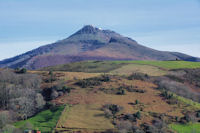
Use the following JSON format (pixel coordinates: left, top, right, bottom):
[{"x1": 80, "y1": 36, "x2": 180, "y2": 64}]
[
  {"x1": 117, "y1": 121, "x2": 133, "y2": 133},
  {"x1": 123, "y1": 114, "x2": 136, "y2": 122},
  {"x1": 61, "y1": 86, "x2": 72, "y2": 93},
  {"x1": 51, "y1": 90, "x2": 59, "y2": 100},
  {"x1": 152, "y1": 119, "x2": 166, "y2": 130},
  {"x1": 75, "y1": 78, "x2": 101, "y2": 88},
  {"x1": 184, "y1": 113, "x2": 196, "y2": 123},
  {"x1": 135, "y1": 100, "x2": 139, "y2": 105},
  {"x1": 116, "y1": 87, "x2": 125, "y2": 95},
  {"x1": 124, "y1": 85, "x2": 146, "y2": 93},
  {"x1": 128, "y1": 73, "x2": 149, "y2": 81},
  {"x1": 156, "y1": 78, "x2": 200, "y2": 102},
  {"x1": 161, "y1": 90, "x2": 173, "y2": 99},
  {"x1": 15, "y1": 68, "x2": 27, "y2": 74},
  {"x1": 135, "y1": 111, "x2": 141, "y2": 119},
  {"x1": 142, "y1": 123, "x2": 159, "y2": 133},
  {"x1": 100, "y1": 74, "x2": 110, "y2": 82},
  {"x1": 103, "y1": 109, "x2": 113, "y2": 118},
  {"x1": 75, "y1": 75, "x2": 111, "y2": 88},
  {"x1": 196, "y1": 111, "x2": 200, "y2": 118},
  {"x1": 102, "y1": 104, "x2": 123, "y2": 120}
]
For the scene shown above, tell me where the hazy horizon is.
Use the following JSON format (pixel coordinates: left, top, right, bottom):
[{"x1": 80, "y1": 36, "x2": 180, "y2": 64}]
[{"x1": 0, "y1": 0, "x2": 200, "y2": 60}]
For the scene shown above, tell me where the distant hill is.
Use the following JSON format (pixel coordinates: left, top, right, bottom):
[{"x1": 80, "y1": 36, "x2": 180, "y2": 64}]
[{"x1": 0, "y1": 25, "x2": 199, "y2": 69}]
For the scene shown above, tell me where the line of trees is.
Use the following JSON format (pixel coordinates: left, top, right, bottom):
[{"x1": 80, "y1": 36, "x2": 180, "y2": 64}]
[{"x1": 0, "y1": 69, "x2": 46, "y2": 125}]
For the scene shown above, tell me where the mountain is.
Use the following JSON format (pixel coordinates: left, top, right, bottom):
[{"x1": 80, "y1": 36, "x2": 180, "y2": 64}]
[{"x1": 0, "y1": 25, "x2": 199, "y2": 70}]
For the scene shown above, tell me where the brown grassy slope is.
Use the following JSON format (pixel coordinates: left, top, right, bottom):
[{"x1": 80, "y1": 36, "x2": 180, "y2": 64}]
[{"x1": 54, "y1": 76, "x2": 190, "y2": 132}]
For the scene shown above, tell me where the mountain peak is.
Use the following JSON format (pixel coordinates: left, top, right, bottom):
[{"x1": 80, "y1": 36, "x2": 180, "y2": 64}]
[
  {"x1": 1, "y1": 25, "x2": 199, "y2": 70},
  {"x1": 76, "y1": 25, "x2": 101, "y2": 34}
]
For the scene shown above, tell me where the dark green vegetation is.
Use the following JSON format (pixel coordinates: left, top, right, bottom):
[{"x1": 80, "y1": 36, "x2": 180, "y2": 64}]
[
  {"x1": 75, "y1": 74, "x2": 110, "y2": 88},
  {"x1": 102, "y1": 104, "x2": 123, "y2": 121},
  {"x1": 42, "y1": 61, "x2": 127, "y2": 73},
  {"x1": 14, "y1": 105, "x2": 65, "y2": 132},
  {"x1": 170, "y1": 123, "x2": 200, "y2": 133}
]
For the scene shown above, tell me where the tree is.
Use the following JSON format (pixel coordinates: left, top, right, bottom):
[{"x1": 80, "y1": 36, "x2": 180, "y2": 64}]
[
  {"x1": 51, "y1": 90, "x2": 58, "y2": 100},
  {"x1": 135, "y1": 111, "x2": 141, "y2": 119},
  {"x1": 102, "y1": 104, "x2": 123, "y2": 121},
  {"x1": 35, "y1": 93, "x2": 46, "y2": 110},
  {"x1": 0, "y1": 84, "x2": 10, "y2": 109},
  {"x1": 16, "y1": 68, "x2": 27, "y2": 74},
  {"x1": 0, "y1": 111, "x2": 11, "y2": 129},
  {"x1": 135, "y1": 99, "x2": 139, "y2": 105}
]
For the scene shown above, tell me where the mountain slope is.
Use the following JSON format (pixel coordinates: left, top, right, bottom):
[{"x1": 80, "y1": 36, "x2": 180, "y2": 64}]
[{"x1": 0, "y1": 25, "x2": 199, "y2": 69}]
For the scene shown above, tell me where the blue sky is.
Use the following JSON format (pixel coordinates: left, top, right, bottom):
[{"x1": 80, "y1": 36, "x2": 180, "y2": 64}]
[{"x1": 0, "y1": 0, "x2": 200, "y2": 60}]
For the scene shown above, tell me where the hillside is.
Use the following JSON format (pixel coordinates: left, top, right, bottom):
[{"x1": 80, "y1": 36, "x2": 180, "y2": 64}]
[
  {"x1": 1, "y1": 61, "x2": 200, "y2": 132},
  {"x1": 0, "y1": 25, "x2": 199, "y2": 70}
]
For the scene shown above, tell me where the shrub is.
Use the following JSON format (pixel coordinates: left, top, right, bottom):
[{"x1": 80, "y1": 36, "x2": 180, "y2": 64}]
[
  {"x1": 196, "y1": 111, "x2": 200, "y2": 118},
  {"x1": 15, "y1": 68, "x2": 27, "y2": 74},
  {"x1": 76, "y1": 75, "x2": 111, "y2": 88},
  {"x1": 123, "y1": 114, "x2": 136, "y2": 122},
  {"x1": 100, "y1": 74, "x2": 110, "y2": 82},
  {"x1": 102, "y1": 104, "x2": 123, "y2": 120},
  {"x1": 35, "y1": 93, "x2": 46, "y2": 110},
  {"x1": 53, "y1": 83, "x2": 72, "y2": 93},
  {"x1": 142, "y1": 123, "x2": 159, "y2": 133},
  {"x1": 135, "y1": 111, "x2": 141, "y2": 119},
  {"x1": 156, "y1": 78, "x2": 200, "y2": 102},
  {"x1": 166, "y1": 75, "x2": 184, "y2": 83},
  {"x1": 75, "y1": 78, "x2": 101, "y2": 88},
  {"x1": 128, "y1": 73, "x2": 149, "y2": 81},
  {"x1": 152, "y1": 119, "x2": 166, "y2": 130},
  {"x1": 124, "y1": 85, "x2": 146, "y2": 93},
  {"x1": 117, "y1": 121, "x2": 133, "y2": 133},
  {"x1": 116, "y1": 87, "x2": 125, "y2": 95},
  {"x1": 103, "y1": 109, "x2": 113, "y2": 118},
  {"x1": 161, "y1": 90, "x2": 173, "y2": 99},
  {"x1": 184, "y1": 113, "x2": 196, "y2": 123},
  {"x1": 51, "y1": 90, "x2": 59, "y2": 100},
  {"x1": 48, "y1": 70, "x2": 53, "y2": 75},
  {"x1": 135, "y1": 100, "x2": 139, "y2": 105}
]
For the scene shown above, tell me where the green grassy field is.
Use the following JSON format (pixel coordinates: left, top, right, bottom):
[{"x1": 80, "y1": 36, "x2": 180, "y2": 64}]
[
  {"x1": 126, "y1": 60, "x2": 200, "y2": 69},
  {"x1": 42, "y1": 61, "x2": 200, "y2": 74},
  {"x1": 14, "y1": 105, "x2": 65, "y2": 132},
  {"x1": 170, "y1": 123, "x2": 200, "y2": 133}
]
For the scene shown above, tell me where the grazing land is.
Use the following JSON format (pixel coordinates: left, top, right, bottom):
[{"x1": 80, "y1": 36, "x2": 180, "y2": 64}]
[
  {"x1": 42, "y1": 60, "x2": 200, "y2": 74},
  {"x1": 1, "y1": 60, "x2": 200, "y2": 133},
  {"x1": 14, "y1": 106, "x2": 65, "y2": 132},
  {"x1": 170, "y1": 123, "x2": 200, "y2": 133}
]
